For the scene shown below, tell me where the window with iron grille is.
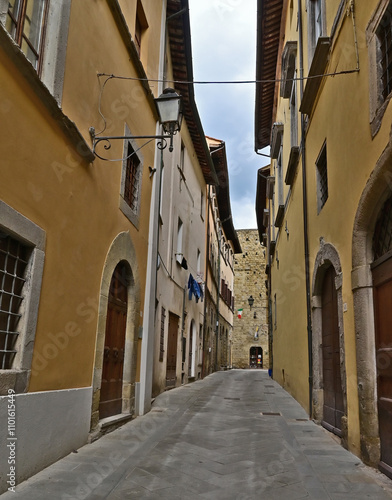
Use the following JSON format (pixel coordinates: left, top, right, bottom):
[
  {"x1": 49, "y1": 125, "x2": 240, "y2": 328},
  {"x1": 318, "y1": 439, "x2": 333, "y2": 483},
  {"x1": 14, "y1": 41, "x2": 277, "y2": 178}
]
[
  {"x1": 367, "y1": 1, "x2": 392, "y2": 136},
  {"x1": 373, "y1": 196, "x2": 392, "y2": 261},
  {"x1": 159, "y1": 307, "x2": 165, "y2": 362},
  {"x1": 5, "y1": 0, "x2": 49, "y2": 72},
  {"x1": 124, "y1": 143, "x2": 141, "y2": 212},
  {"x1": 0, "y1": 231, "x2": 29, "y2": 369},
  {"x1": 316, "y1": 141, "x2": 328, "y2": 213},
  {"x1": 120, "y1": 133, "x2": 143, "y2": 228},
  {"x1": 377, "y1": 2, "x2": 392, "y2": 102}
]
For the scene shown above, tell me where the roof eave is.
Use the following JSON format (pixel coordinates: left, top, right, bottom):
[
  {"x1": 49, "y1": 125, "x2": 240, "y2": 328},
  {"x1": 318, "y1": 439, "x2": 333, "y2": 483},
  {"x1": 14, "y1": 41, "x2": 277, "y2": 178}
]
[{"x1": 254, "y1": 0, "x2": 284, "y2": 152}]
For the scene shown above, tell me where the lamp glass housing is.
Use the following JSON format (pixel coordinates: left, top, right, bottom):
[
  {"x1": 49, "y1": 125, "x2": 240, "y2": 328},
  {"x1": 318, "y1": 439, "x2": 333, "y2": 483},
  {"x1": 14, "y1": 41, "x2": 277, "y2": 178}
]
[
  {"x1": 155, "y1": 88, "x2": 182, "y2": 134},
  {"x1": 248, "y1": 295, "x2": 254, "y2": 307}
]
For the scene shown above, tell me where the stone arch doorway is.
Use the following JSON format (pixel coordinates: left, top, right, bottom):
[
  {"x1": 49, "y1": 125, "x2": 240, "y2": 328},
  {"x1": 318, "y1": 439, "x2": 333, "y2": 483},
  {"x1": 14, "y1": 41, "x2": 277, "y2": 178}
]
[
  {"x1": 99, "y1": 261, "x2": 129, "y2": 419},
  {"x1": 188, "y1": 319, "x2": 196, "y2": 379},
  {"x1": 91, "y1": 232, "x2": 140, "y2": 433},
  {"x1": 312, "y1": 241, "x2": 347, "y2": 443},
  {"x1": 371, "y1": 195, "x2": 392, "y2": 478},
  {"x1": 352, "y1": 137, "x2": 392, "y2": 469},
  {"x1": 250, "y1": 346, "x2": 263, "y2": 368}
]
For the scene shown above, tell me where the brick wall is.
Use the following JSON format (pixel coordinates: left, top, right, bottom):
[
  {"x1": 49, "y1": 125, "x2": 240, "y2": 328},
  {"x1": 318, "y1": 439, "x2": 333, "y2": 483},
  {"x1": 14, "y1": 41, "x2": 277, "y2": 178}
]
[{"x1": 233, "y1": 229, "x2": 269, "y2": 369}]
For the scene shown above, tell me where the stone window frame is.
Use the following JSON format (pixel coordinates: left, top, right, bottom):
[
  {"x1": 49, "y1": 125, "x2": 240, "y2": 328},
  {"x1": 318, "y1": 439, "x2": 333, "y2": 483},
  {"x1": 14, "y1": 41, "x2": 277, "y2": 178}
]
[
  {"x1": 0, "y1": 0, "x2": 72, "y2": 104},
  {"x1": 119, "y1": 125, "x2": 144, "y2": 230},
  {"x1": 316, "y1": 140, "x2": 328, "y2": 214},
  {"x1": 367, "y1": 0, "x2": 392, "y2": 137},
  {"x1": 307, "y1": 0, "x2": 327, "y2": 65},
  {"x1": 0, "y1": 200, "x2": 45, "y2": 395}
]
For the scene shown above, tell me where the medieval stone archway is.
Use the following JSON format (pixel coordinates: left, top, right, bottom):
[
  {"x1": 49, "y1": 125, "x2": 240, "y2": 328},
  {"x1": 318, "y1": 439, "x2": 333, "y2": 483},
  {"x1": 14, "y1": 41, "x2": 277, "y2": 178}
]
[
  {"x1": 352, "y1": 130, "x2": 392, "y2": 467},
  {"x1": 312, "y1": 241, "x2": 348, "y2": 446},
  {"x1": 90, "y1": 232, "x2": 141, "y2": 434}
]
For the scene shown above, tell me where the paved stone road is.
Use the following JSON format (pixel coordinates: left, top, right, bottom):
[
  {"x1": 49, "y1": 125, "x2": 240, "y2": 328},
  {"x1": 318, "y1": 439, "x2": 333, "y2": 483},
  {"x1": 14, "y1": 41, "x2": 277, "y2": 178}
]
[{"x1": 2, "y1": 370, "x2": 392, "y2": 499}]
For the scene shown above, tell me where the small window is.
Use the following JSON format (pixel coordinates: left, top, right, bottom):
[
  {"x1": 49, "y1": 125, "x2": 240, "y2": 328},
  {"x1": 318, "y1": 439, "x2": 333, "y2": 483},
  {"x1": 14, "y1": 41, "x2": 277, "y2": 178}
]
[
  {"x1": 124, "y1": 143, "x2": 141, "y2": 213},
  {"x1": 5, "y1": 0, "x2": 48, "y2": 71},
  {"x1": 159, "y1": 164, "x2": 164, "y2": 222},
  {"x1": 176, "y1": 218, "x2": 183, "y2": 264},
  {"x1": 200, "y1": 191, "x2": 205, "y2": 219},
  {"x1": 120, "y1": 129, "x2": 143, "y2": 228},
  {"x1": 373, "y1": 195, "x2": 392, "y2": 261},
  {"x1": 308, "y1": 0, "x2": 325, "y2": 62},
  {"x1": 290, "y1": 76, "x2": 298, "y2": 148},
  {"x1": 367, "y1": 0, "x2": 392, "y2": 135},
  {"x1": 159, "y1": 307, "x2": 165, "y2": 362},
  {"x1": 179, "y1": 142, "x2": 185, "y2": 191},
  {"x1": 277, "y1": 146, "x2": 284, "y2": 207},
  {"x1": 377, "y1": 3, "x2": 392, "y2": 102},
  {"x1": 316, "y1": 141, "x2": 328, "y2": 213}
]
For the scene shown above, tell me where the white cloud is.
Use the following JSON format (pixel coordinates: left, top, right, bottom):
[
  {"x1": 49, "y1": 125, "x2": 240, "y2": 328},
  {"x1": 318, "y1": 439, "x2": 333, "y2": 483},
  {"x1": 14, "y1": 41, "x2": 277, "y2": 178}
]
[
  {"x1": 188, "y1": 0, "x2": 261, "y2": 232},
  {"x1": 231, "y1": 196, "x2": 258, "y2": 230}
]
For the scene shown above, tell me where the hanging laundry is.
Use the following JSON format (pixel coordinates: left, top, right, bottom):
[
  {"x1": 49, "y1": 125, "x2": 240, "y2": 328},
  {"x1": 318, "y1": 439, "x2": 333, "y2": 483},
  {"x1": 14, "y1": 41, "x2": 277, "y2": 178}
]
[{"x1": 188, "y1": 274, "x2": 202, "y2": 302}]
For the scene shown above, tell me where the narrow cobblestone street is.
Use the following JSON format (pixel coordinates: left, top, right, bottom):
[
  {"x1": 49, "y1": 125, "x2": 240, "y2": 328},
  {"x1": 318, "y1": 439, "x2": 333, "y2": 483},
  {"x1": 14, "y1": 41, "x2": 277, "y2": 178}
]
[{"x1": 3, "y1": 370, "x2": 392, "y2": 500}]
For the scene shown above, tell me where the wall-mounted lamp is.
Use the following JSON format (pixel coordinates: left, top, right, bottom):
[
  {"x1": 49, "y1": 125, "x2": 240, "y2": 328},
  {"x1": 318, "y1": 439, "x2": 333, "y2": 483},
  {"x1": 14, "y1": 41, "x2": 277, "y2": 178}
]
[
  {"x1": 248, "y1": 295, "x2": 254, "y2": 309},
  {"x1": 90, "y1": 88, "x2": 183, "y2": 158}
]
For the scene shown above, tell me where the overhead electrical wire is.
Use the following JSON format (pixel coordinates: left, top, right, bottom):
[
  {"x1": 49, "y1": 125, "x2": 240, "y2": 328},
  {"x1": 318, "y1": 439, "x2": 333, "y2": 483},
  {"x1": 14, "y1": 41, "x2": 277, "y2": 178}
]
[{"x1": 97, "y1": 68, "x2": 359, "y2": 86}]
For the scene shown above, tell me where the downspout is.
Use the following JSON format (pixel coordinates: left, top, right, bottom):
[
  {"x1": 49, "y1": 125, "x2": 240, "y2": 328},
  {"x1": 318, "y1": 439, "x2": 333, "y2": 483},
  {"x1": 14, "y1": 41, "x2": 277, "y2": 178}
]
[
  {"x1": 298, "y1": 0, "x2": 313, "y2": 418},
  {"x1": 215, "y1": 216, "x2": 221, "y2": 372},
  {"x1": 202, "y1": 185, "x2": 211, "y2": 378},
  {"x1": 139, "y1": 0, "x2": 167, "y2": 415},
  {"x1": 268, "y1": 195, "x2": 273, "y2": 376}
]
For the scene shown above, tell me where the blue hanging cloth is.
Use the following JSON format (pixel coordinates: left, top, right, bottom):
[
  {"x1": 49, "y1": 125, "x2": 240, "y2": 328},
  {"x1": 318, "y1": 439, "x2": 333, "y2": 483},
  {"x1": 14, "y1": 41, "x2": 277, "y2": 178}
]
[{"x1": 188, "y1": 274, "x2": 202, "y2": 303}]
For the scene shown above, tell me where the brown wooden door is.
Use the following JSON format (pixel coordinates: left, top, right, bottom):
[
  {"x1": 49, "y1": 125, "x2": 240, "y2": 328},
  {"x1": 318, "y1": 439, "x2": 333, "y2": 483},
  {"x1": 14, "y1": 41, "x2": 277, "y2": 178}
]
[
  {"x1": 99, "y1": 263, "x2": 128, "y2": 419},
  {"x1": 188, "y1": 325, "x2": 193, "y2": 377},
  {"x1": 166, "y1": 313, "x2": 179, "y2": 388},
  {"x1": 321, "y1": 266, "x2": 344, "y2": 436},
  {"x1": 373, "y1": 257, "x2": 392, "y2": 478}
]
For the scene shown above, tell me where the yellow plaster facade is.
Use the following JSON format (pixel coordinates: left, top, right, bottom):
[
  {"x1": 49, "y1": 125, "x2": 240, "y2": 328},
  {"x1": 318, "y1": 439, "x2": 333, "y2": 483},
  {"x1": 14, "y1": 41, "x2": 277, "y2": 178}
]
[
  {"x1": 256, "y1": 0, "x2": 392, "y2": 473},
  {"x1": 0, "y1": 0, "x2": 166, "y2": 490}
]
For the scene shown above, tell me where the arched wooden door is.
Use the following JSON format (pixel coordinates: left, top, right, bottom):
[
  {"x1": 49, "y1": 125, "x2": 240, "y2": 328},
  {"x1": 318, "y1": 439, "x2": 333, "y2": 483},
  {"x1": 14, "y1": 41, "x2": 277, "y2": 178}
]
[
  {"x1": 166, "y1": 312, "x2": 179, "y2": 388},
  {"x1": 321, "y1": 266, "x2": 344, "y2": 436},
  {"x1": 372, "y1": 196, "x2": 392, "y2": 478},
  {"x1": 99, "y1": 262, "x2": 128, "y2": 419}
]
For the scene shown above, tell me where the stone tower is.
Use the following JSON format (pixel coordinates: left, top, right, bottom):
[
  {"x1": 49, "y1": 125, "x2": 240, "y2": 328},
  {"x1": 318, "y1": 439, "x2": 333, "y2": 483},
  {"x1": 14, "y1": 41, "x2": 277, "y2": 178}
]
[{"x1": 232, "y1": 229, "x2": 268, "y2": 369}]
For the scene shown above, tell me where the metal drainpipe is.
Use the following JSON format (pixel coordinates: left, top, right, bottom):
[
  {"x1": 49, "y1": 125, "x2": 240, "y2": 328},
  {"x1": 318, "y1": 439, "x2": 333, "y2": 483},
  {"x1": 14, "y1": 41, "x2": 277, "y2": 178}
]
[
  {"x1": 298, "y1": 0, "x2": 313, "y2": 418},
  {"x1": 215, "y1": 223, "x2": 221, "y2": 373},
  {"x1": 268, "y1": 196, "x2": 273, "y2": 375},
  {"x1": 202, "y1": 185, "x2": 211, "y2": 378}
]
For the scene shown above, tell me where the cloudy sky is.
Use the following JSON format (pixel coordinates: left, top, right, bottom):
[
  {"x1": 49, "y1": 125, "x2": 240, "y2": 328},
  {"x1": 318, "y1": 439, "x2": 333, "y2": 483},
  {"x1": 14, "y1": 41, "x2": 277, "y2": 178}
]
[{"x1": 188, "y1": 0, "x2": 268, "y2": 229}]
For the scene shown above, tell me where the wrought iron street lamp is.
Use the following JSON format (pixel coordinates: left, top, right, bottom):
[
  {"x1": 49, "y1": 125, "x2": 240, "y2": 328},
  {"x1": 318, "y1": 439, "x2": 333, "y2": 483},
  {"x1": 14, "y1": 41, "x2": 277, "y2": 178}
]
[
  {"x1": 248, "y1": 295, "x2": 254, "y2": 309},
  {"x1": 90, "y1": 87, "x2": 183, "y2": 158}
]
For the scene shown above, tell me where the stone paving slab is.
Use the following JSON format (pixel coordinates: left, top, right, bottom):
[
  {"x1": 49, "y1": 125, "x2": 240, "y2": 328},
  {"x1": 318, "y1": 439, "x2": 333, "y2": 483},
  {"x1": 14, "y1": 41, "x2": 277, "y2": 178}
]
[{"x1": 1, "y1": 370, "x2": 392, "y2": 499}]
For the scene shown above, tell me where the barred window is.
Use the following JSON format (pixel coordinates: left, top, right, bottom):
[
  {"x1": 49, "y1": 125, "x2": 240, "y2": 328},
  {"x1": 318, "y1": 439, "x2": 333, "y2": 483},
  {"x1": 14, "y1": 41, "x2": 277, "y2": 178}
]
[
  {"x1": 5, "y1": 0, "x2": 48, "y2": 72},
  {"x1": 0, "y1": 231, "x2": 30, "y2": 369},
  {"x1": 120, "y1": 133, "x2": 143, "y2": 228},
  {"x1": 124, "y1": 143, "x2": 141, "y2": 212},
  {"x1": 373, "y1": 196, "x2": 392, "y2": 261},
  {"x1": 316, "y1": 141, "x2": 328, "y2": 213},
  {"x1": 159, "y1": 307, "x2": 166, "y2": 362},
  {"x1": 377, "y1": 2, "x2": 392, "y2": 102}
]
